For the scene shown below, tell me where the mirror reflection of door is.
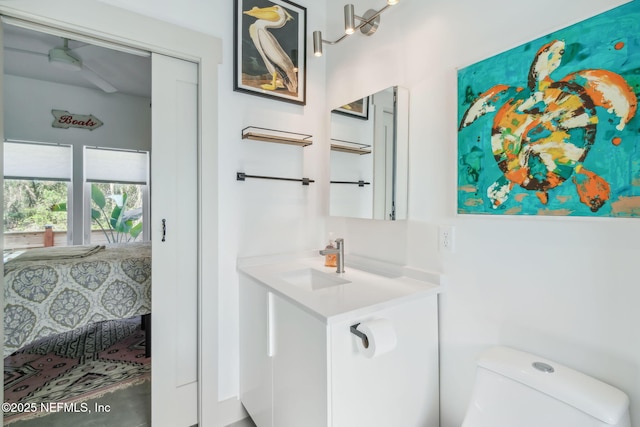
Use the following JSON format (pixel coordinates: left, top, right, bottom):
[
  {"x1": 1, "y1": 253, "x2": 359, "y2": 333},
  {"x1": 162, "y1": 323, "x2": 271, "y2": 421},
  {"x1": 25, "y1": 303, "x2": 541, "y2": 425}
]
[
  {"x1": 372, "y1": 92, "x2": 396, "y2": 220},
  {"x1": 383, "y1": 109, "x2": 395, "y2": 220}
]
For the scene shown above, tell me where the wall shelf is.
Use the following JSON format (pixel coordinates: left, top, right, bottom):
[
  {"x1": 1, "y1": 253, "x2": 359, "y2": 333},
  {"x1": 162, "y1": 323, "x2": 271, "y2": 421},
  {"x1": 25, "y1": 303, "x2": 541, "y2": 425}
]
[
  {"x1": 330, "y1": 139, "x2": 371, "y2": 155},
  {"x1": 242, "y1": 126, "x2": 312, "y2": 147}
]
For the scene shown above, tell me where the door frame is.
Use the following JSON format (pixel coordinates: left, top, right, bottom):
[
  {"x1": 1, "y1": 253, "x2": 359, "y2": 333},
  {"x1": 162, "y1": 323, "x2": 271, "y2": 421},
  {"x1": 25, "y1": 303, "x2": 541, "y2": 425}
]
[{"x1": 0, "y1": 1, "x2": 222, "y2": 425}]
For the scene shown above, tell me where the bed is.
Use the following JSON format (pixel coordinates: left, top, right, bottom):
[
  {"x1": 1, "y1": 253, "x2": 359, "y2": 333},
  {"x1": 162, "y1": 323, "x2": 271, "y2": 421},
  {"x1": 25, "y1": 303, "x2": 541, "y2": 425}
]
[{"x1": 3, "y1": 242, "x2": 151, "y2": 357}]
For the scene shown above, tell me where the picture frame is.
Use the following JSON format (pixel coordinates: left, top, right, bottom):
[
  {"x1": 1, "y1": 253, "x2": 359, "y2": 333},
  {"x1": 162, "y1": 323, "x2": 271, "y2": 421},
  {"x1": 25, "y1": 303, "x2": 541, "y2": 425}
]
[
  {"x1": 234, "y1": 0, "x2": 306, "y2": 105},
  {"x1": 456, "y1": 1, "x2": 640, "y2": 218},
  {"x1": 332, "y1": 97, "x2": 370, "y2": 120}
]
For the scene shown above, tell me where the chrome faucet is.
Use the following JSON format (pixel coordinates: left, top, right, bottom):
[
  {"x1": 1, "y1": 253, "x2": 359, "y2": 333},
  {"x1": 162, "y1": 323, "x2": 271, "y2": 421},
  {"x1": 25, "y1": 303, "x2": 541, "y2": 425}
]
[{"x1": 319, "y1": 237, "x2": 345, "y2": 274}]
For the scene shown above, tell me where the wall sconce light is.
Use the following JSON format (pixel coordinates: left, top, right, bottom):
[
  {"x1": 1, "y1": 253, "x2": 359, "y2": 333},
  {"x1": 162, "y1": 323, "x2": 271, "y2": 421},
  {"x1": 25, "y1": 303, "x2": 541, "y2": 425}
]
[{"x1": 313, "y1": 0, "x2": 399, "y2": 57}]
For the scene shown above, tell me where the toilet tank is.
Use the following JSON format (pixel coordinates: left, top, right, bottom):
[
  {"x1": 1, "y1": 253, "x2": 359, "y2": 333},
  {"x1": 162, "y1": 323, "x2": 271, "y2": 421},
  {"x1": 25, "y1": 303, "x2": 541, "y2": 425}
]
[{"x1": 462, "y1": 346, "x2": 630, "y2": 427}]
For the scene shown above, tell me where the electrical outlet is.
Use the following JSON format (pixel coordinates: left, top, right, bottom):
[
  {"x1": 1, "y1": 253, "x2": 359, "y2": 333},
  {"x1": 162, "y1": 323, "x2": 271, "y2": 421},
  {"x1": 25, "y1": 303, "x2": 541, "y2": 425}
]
[{"x1": 439, "y1": 225, "x2": 455, "y2": 253}]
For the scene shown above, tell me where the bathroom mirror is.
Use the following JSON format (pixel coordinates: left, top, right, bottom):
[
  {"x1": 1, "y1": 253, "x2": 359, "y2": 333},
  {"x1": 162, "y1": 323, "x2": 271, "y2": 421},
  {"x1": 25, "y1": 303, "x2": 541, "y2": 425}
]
[{"x1": 329, "y1": 86, "x2": 408, "y2": 220}]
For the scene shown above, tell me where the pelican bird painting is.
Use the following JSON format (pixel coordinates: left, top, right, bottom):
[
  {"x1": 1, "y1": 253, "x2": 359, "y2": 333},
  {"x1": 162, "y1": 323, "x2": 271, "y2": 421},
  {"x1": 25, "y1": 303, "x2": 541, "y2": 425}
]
[{"x1": 243, "y1": 4, "x2": 298, "y2": 94}]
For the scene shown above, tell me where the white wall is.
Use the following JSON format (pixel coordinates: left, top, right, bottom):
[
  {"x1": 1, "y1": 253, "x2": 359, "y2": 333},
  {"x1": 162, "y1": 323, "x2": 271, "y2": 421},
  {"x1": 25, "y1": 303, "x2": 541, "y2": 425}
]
[
  {"x1": 4, "y1": 74, "x2": 150, "y2": 150},
  {"x1": 217, "y1": 0, "x2": 327, "y2": 401},
  {"x1": 98, "y1": 0, "x2": 329, "y2": 402},
  {"x1": 4, "y1": 74, "x2": 151, "y2": 245},
  {"x1": 325, "y1": 0, "x2": 640, "y2": 426},
  {"x1": 93, "y1": 1, "x2": 640, "y2": 426}
]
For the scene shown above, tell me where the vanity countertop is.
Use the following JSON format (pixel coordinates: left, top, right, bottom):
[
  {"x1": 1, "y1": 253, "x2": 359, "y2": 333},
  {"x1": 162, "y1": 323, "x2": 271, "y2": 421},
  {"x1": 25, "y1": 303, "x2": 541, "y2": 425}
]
[{"x1": 237, "y1": 251, "x2": 443, "y2": 324}]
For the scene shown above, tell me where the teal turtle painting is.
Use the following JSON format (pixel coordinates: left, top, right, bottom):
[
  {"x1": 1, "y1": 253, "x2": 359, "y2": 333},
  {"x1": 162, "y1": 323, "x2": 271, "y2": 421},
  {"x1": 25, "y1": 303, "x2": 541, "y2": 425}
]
[{"x1": 457, "y1": 1, "x2": 640, "y2": 217}]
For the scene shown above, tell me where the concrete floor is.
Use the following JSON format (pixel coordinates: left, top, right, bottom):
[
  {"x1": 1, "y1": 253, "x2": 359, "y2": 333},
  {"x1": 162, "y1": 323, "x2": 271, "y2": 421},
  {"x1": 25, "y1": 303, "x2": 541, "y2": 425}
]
[
  {"x1": 9, "y1": 381, "x2": 151, "y2": 427},
  {"x1": 7, "y1": 381, "x2": 258, "y2": 427}
]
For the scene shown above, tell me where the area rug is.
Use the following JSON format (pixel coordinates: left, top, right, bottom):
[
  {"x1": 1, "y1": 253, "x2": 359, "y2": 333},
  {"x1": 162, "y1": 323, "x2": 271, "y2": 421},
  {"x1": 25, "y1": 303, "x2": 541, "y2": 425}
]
[{"x1": 3, "y1": 317, "x2": 150, "y2": 425}]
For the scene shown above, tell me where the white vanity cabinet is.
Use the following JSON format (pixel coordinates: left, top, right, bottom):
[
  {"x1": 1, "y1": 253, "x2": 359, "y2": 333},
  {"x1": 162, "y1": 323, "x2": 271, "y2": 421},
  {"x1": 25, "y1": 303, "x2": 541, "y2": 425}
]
[
  {"x1": 328, "y1": 296, "x2": 439, "y2": 427},
  {"x1": 239, "y1": 259, "x2": 440, "y2": 427},
  {"x1": 240, "y1": 276, "x2": 328, "y2": 427}
]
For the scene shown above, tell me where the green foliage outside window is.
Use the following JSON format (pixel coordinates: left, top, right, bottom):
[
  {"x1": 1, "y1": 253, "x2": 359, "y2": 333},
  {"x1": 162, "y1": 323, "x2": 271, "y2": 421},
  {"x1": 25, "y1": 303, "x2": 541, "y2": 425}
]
[
  {"x1": 51, "y1": 183, "x2": 143, "y2": 243},
  {"x1": 90, "y1": 183, "x2": 143, "y2": 243},
  {"x1": 4, "y1": 180, "x2": 68, "y2": 232}
]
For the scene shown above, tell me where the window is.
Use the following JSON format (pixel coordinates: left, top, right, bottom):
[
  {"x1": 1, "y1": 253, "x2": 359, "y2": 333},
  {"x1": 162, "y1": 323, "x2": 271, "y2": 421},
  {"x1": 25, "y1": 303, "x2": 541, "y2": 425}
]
[
  {"x1": 4, "y1": 180, "x2": 68, "y2": 233},
  {"x1": 3, "y1": 141, "x2": 72, "y2": 250},
  {"x1": 84, "y1": 147, "x2": 149, "y2": 244},
  {"x1": 2, "y1": 142, "x2": 150, "y2": 249}
]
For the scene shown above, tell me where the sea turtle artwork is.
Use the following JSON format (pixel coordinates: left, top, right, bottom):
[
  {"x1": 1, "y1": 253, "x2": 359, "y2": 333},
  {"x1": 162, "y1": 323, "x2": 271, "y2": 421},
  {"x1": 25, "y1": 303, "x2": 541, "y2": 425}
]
[
  {"x1": 459, "y1": 40, "x2": 637, "y2": 212},
  {"x1": 457, "y1": 1, "x2": 640, "y2": 217}
]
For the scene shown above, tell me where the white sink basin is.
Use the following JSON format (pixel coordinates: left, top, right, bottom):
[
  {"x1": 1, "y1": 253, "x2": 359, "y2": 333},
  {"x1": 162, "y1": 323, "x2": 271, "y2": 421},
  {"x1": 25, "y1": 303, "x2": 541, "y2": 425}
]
[
  {"x1": 239, "y1": 254, "x2": 442, "y2": 321},
  {"x1": 279, "y1": 268, "x2": 350, "y2": 291}
]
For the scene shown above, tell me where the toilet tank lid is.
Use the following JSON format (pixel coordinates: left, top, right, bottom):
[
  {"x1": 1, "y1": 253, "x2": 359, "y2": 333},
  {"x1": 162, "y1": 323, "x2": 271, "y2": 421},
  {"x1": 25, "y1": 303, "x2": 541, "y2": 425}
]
[{"x1": 476, "y1": 346, "x2": 629, "y2": 425}]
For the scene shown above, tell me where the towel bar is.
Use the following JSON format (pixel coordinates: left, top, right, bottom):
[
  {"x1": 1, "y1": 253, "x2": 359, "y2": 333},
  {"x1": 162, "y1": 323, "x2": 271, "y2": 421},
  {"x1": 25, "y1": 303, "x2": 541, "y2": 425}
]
[{"x1": 237, "y1": 172, "x2": 314, "y2": 185}]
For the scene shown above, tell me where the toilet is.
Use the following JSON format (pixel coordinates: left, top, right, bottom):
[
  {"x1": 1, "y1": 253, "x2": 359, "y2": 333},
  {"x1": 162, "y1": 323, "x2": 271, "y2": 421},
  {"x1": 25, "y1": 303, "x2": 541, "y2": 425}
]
[{"x1": 462, "y1": 346, "x2": 631, "y2": 427}]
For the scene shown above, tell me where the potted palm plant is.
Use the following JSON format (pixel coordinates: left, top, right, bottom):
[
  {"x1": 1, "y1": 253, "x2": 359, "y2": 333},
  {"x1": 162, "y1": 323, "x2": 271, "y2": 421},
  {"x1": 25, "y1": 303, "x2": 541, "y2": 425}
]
[{"x1": 51, "y1": 184, "x2": 142, "y2": 243}]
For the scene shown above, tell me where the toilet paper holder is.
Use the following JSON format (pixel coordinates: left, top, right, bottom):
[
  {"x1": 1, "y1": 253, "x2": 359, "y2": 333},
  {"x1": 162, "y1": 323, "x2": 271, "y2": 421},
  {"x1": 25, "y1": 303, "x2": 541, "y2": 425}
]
[{"x1": 350, "y1": 323, "x2": 369, "y2": 348}]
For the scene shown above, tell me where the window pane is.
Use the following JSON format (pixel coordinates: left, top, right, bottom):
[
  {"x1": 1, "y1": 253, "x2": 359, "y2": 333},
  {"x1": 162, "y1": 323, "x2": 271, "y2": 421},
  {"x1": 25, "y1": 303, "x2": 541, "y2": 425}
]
[
  {"x1": 85, "y1": 147, "x2": 148, "y2": 185},
  {"x1": 4, "y1": 180, "x2": 68, "y2": 250},
  {"x1": 4, "y1": 141, "x2": 72, "y2": 181},
  {"x1": 89, "y1": 182, "x2": 144, "y2": 244}
]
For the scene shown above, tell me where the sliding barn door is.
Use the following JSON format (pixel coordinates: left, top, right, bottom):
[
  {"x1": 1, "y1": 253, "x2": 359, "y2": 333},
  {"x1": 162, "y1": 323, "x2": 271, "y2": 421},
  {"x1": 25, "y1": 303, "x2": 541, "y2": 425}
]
[
  {"x1": 151, "y1": 53, "x2": 199, "y2": 426},
  {"x1": 0, "y1": 18, "x2": 5, "y2": 418}
]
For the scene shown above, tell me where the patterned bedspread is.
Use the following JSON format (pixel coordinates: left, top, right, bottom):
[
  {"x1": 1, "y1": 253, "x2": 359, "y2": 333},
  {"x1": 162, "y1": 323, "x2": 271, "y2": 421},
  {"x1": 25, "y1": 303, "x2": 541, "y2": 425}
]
[{"x1": 3, "y1": 242, "x2": 151, "y2": 357}]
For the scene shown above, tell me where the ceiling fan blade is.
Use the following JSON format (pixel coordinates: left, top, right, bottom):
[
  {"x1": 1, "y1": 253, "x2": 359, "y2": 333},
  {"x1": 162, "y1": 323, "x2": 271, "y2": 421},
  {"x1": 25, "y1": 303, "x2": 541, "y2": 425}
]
[
  {"x1": 80, "y1": 64, "x2": 118, "y2": 93},
  {"x1": 4, "y1": 46, "x2": 48, "y2": 57},
  {"x1": 6, "y1": 46, "x2": 116, "y2": 93}
]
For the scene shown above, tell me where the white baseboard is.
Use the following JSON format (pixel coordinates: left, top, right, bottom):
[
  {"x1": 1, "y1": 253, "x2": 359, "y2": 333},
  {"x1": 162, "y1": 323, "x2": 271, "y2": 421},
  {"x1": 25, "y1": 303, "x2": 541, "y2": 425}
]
[{"x1": 218, "y1": 396, "x2": 248, "y2": 426}]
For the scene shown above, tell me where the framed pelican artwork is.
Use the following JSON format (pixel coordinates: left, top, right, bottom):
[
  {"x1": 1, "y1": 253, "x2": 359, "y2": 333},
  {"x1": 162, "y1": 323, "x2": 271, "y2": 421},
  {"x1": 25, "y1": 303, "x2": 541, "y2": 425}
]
[
  {"x1": 333, "y1": 97, "x2": 370, "y2": 120},
  {"x1": 234, "y1": 0, "x2": 306, "y2": 105},
  {"x1": 457, "y1": 1, "x2": 640, "y2": 218}
]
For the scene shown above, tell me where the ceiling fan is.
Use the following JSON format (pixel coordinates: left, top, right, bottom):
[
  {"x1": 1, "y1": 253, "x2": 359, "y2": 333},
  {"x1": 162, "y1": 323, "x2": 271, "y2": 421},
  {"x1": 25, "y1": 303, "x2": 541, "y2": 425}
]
[
  {"x1": 48, "y1": 38, "x2": 82, "y2": 70},
  {"x1": 4, "y1": 23, "x2": 151, "y2": 97},
  {"x1": 47, "y1": 37, "x2": 118, "y2": 93},
  {"x1": 4, "y1": 36, "x2": 118, "y2": 94}
]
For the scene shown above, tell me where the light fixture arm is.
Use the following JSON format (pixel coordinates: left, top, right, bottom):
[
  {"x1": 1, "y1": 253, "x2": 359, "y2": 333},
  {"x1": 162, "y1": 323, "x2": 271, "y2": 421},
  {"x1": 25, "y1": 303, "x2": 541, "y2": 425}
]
[
  {"x1": 352, "y1": 4, "x2": 390, "y2": 35},
  {"x1": 313, "y1": 1, "x2": 397, "y2": 57},
  {"x1": 316, "y1": 33, "x2": 346, "y2": 48}
]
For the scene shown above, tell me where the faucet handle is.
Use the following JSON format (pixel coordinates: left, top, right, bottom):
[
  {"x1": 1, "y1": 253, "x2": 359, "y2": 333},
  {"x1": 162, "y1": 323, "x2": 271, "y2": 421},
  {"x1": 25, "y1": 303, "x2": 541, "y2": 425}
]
[{"x1": 334, "y1": 237, "x2": 344, "y2": 245}]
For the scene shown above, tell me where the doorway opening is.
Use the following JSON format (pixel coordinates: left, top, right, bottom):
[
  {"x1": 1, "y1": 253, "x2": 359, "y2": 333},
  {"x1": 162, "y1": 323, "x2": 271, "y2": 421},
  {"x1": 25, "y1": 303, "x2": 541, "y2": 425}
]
[{"x1": 2, "y1": 21, "x2": 153, "y2": 426}]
